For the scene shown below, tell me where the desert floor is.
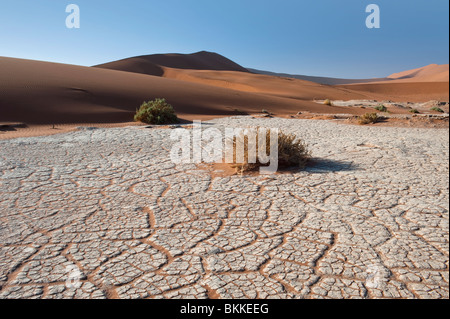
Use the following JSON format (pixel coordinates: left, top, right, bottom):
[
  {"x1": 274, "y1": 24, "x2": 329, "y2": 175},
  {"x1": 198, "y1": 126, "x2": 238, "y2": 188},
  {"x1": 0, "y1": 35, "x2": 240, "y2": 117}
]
[{"x1": 0, "y1": 117, "x2": 448, "y2": 299}]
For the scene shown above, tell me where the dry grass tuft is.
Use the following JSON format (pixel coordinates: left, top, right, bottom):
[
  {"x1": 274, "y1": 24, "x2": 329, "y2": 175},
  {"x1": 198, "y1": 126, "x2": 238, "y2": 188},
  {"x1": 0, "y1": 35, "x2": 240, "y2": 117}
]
[
  {"x1": 358, "y1": 113, "x2": 379, "y2": 125},
  {"x1": 229, "y1": 129, "x2": 311, "y2": 174}
]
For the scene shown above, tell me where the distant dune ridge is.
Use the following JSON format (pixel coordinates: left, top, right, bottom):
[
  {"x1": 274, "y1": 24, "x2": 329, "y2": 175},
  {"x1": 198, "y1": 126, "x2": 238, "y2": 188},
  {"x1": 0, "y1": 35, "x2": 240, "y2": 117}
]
[
  {"x1": 0, "y1": 51, "x2": 448, "y2": 125},
  {"x1": 249, "y1": 64, "x2": 449, "y2": 85},
  {"x1": 387, "y1": 64, "x2": 449, "y2": 82},
  {"x1": 95, "y1": 51, "x2": 249, "y2": 76},
  {"x1": 246, "y1": 68, "x2": 391, "y2": 85}
]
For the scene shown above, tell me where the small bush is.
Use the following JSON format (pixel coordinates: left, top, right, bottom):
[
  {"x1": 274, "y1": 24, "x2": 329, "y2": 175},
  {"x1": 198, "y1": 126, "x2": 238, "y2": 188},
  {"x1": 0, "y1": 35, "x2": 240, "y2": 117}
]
[
  {"x1": 430, "y1": 107, "x2": 445, "y2": 113},
  {"x1": 262, "y1": 109, "x2": 270, "y2": 114},
  {"x1": 358, "y1": 113, "x2": 379, "y2": 125},
  {"x1": 134, "y1": 98, "x2": 178, "y2": 124},
  {"x1": 323, "y1": 99, "x2": 333, "y2": 106},
  {"x1": 230, "y1": 129, "x2": 311, "y2": 174},
  {"x1": 374, "y1": 104, "x2": 388, "y2": 112},
  {"x1": 409, "y1": 108, "x2": 420, "y2": 114}
]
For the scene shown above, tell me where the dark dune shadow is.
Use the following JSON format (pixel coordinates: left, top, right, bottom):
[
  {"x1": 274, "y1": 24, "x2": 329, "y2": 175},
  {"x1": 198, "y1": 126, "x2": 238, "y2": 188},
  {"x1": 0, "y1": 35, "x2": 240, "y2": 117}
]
[
  {"x1": 0, "y1": 127, "x2": 17, "y2": 132},
  {"x1": 0, "y1": 123, "x2": 28, "y2": 132}
]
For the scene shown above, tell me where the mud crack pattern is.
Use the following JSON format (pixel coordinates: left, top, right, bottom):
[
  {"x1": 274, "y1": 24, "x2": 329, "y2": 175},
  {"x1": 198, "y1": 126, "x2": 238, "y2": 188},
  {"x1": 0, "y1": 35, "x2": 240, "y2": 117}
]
[{"x1": 0, "y1": 118, "x2": 448, "y2": 299}]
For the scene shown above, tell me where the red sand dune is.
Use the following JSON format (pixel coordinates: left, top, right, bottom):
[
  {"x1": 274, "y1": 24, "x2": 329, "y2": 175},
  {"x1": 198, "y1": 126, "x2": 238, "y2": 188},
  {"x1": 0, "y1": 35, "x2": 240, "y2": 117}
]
[
  {"x1": 161, "y1": 68, "x2": 370, "y2": 101},
  {"x1": 0, "y1": 56, "x2": 366, "y2": 125},
  {"x1": 95, "y1": 51, "x2": 371, "y2": 101},
  {"x1": 1, "y1": 52, "x2": 448, "y2": 127},
  {"x1": 155, "y1": 65, "x2": 449, "y2": 103},
  {"x1": 338, "y1": 82, "x2": 449, "y2": 103},
  {"x1": 336, "y1": 64, "x2": 449, "y2": 102},
  {"x1": 96, "y1": 52, "x2": 448, "y2": 103}
]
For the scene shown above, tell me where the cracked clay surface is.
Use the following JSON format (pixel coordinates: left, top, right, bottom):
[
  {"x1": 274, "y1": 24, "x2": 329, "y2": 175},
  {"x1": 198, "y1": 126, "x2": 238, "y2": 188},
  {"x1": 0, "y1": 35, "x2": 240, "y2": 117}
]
[{"x1": 0, "y1": 118, "x2": 448, "y2": 299}]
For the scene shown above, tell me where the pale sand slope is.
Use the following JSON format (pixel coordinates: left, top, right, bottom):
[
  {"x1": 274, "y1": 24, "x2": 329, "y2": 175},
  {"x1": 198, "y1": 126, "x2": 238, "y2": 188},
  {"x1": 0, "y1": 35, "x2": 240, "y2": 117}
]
[
  {"x1": 0, "y1": 118, "x2": 448, "y2": 299},
  {"x1": 387, "y1": 64, "x2": 449, "y2": 82},
  {"x1": 0, "y1": 56, "x2": 371, "y2": 125}
]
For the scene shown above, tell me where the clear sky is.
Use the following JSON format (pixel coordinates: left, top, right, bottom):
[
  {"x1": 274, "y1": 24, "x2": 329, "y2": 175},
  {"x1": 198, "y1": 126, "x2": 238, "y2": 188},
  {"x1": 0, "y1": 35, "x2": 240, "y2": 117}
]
[{"x1": 0, "y1": 0, "x2": 448, "y2": 78}]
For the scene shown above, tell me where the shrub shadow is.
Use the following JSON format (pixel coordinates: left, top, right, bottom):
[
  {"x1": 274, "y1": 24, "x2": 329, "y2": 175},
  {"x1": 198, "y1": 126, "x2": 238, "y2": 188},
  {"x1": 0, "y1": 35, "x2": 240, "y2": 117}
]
[{"x1": 304, "y1": 158, "x2": 358, "y2": 173}]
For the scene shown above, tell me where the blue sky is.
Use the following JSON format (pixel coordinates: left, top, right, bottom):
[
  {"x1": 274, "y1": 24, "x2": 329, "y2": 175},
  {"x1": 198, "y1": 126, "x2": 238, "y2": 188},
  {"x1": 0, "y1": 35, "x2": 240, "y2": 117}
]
[{"x1": 0, "y1": 0, "x2": 448, "y2": 78}]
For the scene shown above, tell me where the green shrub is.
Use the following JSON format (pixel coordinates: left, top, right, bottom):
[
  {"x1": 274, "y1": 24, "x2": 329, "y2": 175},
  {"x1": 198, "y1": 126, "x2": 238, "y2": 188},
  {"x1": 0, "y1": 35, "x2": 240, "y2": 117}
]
[
  {"x1": 323, "y1": 99, "x2": 333, "y2": 106},
  {"x1": 374, "y1": 104, "x2": 388, "y2": 112},
  {"x1": 134, "y1": 98, "x2": 178, "y2": 124},
  {"x1": 409, "y1": 108, "x2": 420, "y2": 114},
  {"x1": 358, "y1": 113, "x2": 379, "y2": 125},
  {"x1": 430, "y1": 107, "x2": 445, "y2": 113}
]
